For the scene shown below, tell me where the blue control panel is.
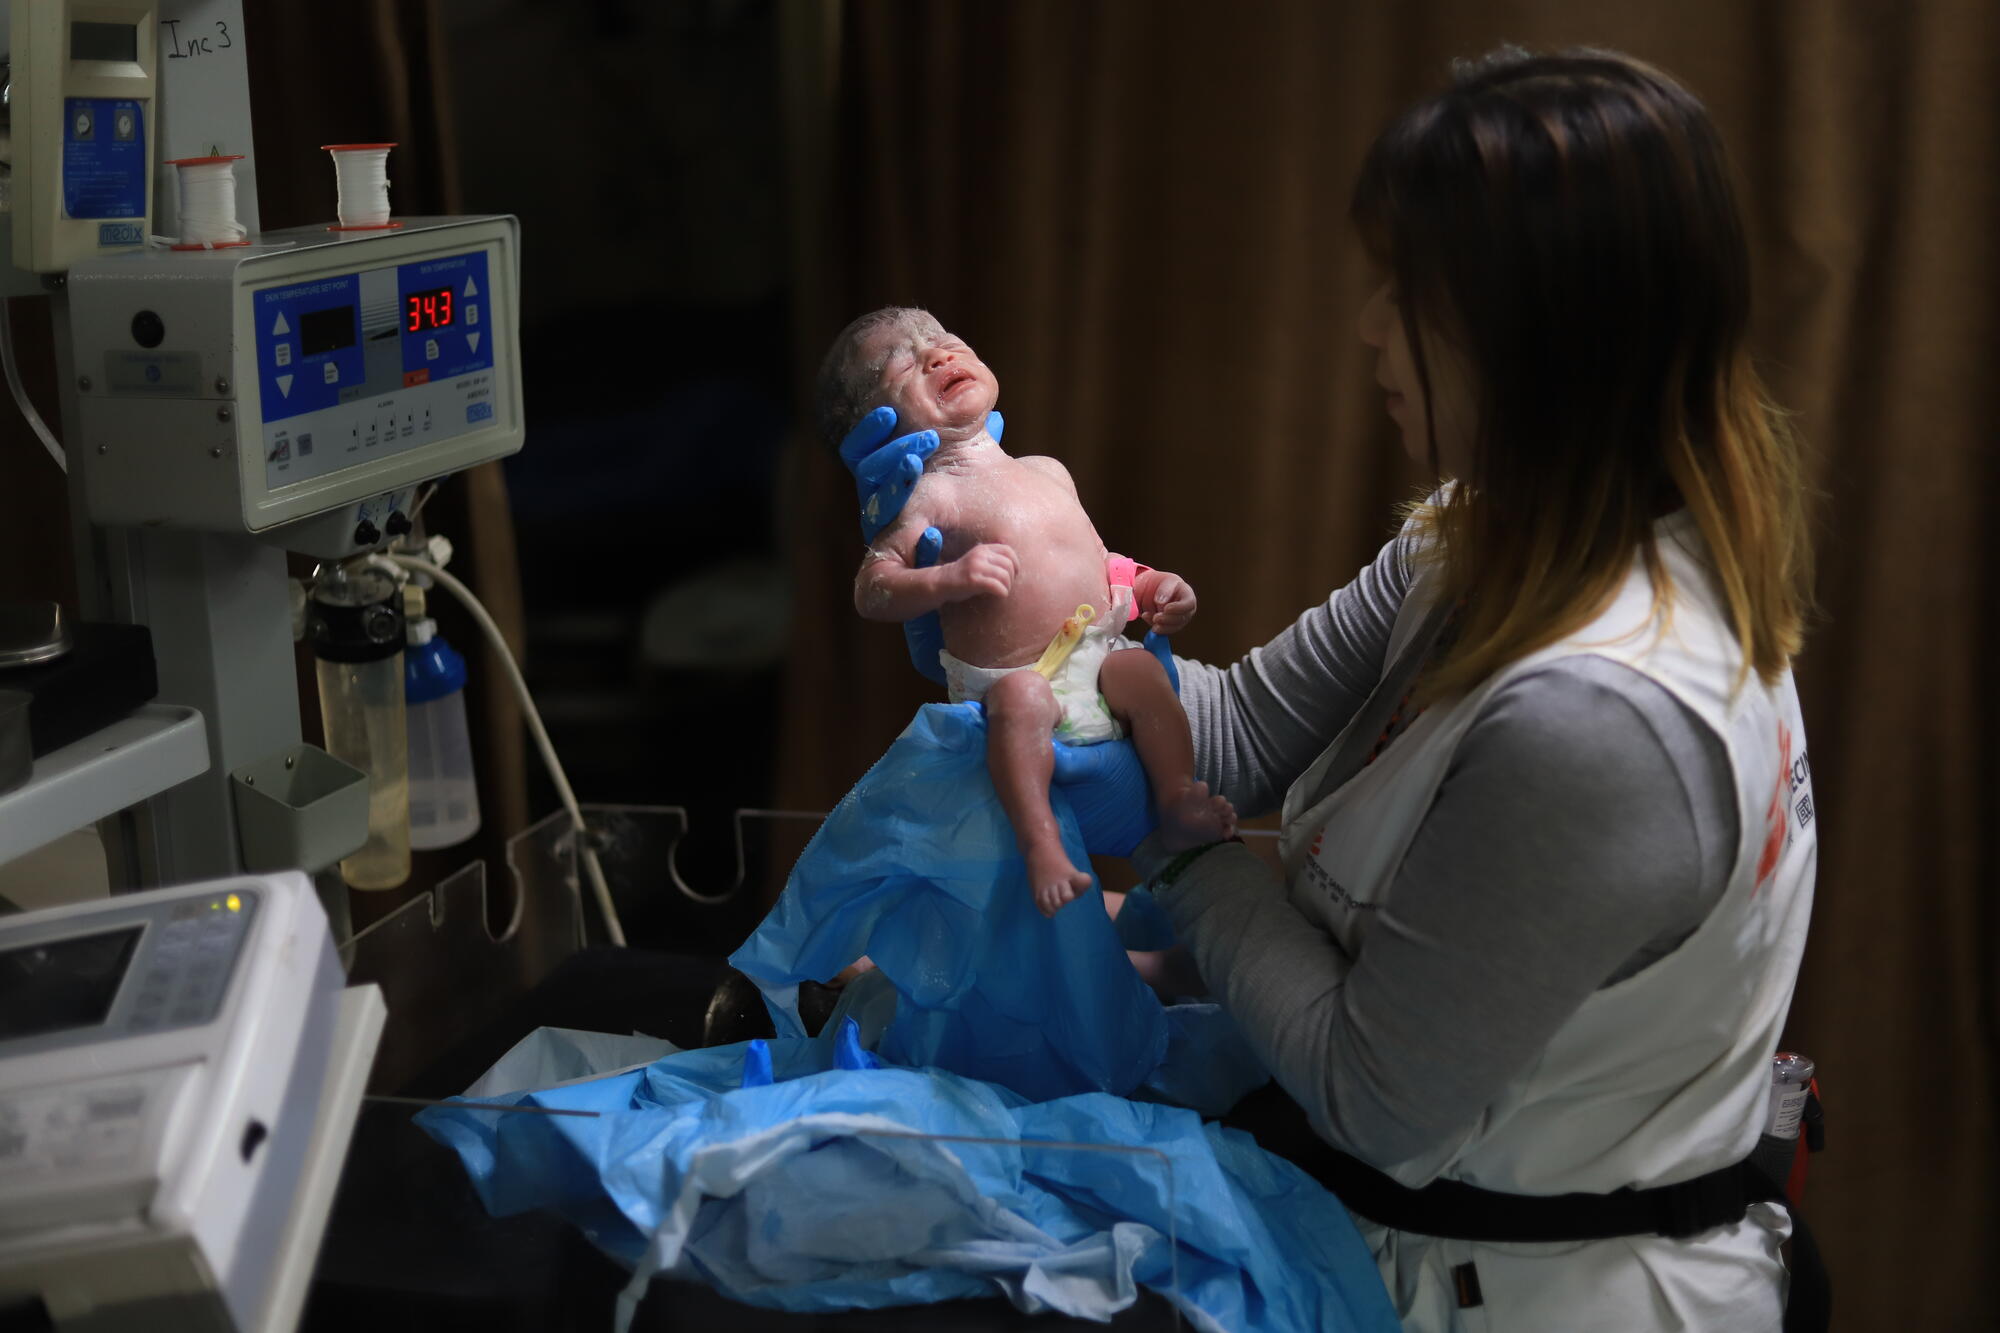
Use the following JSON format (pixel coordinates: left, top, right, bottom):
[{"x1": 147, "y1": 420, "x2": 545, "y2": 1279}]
[
  {"x1": 253, "y1": 273, "x2": 363, "y2": 423},
  {"x1": 396, "y1": 250, "x2": 493, "y2": 387},
  {"x1": 255, "y1": 250, "x2": 492, "y2": 426},
  {"x1": 252, "y1": 248, "x2": 499, "y2": 490},
  {"x1": 62, "y1": 97, "x2": 147, "y2": 221}
]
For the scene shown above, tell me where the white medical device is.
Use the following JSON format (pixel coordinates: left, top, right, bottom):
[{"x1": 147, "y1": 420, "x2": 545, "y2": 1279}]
[
  {"x1": 48, "y1": 213, "x2": 525, "y2": 876},
  {"x1": 66, "y1": 215, "x2": 524, "y2": 552},
  {"x1": 0, "y1": 873, "x2": 376, "y2": 1331},
  {"x1": 9, "y1": 0, "x2": 160, "y2": 273}
]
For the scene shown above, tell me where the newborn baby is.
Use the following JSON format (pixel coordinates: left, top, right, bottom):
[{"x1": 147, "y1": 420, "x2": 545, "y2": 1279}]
[{"x1": 818, "y1": 307, "x2": 1236, "y2": 916}]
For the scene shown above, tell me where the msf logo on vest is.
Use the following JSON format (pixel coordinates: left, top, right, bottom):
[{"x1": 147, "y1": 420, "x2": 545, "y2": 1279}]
[
  {"x1": 1305, "y1": 825, "x2": 1379, "y2": 913},
  {"x1": 1755, "y1": 721, "x2": 1813, "y2": 894}
]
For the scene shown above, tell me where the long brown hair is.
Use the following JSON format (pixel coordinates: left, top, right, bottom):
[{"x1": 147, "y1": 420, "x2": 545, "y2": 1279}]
[{"x1": 1351, "y1": 47, "x2": 1812, "y2": 698}]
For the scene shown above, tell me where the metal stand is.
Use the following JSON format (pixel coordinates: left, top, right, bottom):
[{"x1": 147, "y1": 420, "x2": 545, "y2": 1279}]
[{"x1": 56, "y1": 292, "x2": 304, "y2": 889}]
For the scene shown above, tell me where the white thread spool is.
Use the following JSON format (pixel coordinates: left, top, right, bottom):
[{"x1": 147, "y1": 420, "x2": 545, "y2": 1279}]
[
  {"x1": 166, "y1": 155, "x2": 248, "y2": 250},
  {"x1": 323, "y1": 142, "x2": 400, "y2": 230}
]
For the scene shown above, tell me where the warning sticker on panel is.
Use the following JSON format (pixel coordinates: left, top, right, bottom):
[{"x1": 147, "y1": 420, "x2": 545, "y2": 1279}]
[{"x1": 63, "y1": 99, "x2": 148, "y2": 220}]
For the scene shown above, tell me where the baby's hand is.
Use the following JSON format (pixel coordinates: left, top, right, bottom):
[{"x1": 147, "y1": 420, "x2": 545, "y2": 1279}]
[
  {"x1": 948, "y1": 543, "x2": 1018, "y2": 602},
  {"x1": 1141, "y1": 572, "x2": 1197, "y2": 635}
]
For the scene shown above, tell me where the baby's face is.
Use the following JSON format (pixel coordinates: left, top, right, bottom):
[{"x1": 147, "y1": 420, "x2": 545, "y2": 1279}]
[{"x1": 860, "y1": 319, "x2": 999, "y2": 435}]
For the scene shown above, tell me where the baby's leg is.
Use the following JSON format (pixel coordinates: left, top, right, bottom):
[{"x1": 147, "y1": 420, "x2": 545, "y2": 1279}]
[
  {"x1": 985, "y1": 671, "x2": 1094, "y2": 917},
  {"x1": 1096, "y1": 650, "x2": 1236, "y2": 845}
]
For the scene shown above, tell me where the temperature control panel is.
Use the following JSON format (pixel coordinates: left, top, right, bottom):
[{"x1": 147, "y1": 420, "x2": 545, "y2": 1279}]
[
  {"x1": 67, "y1": 215, "x2": 522, "y2": 540},
  {"x1": 254, "y1": 248, "x2": 496, "y2": 492}
]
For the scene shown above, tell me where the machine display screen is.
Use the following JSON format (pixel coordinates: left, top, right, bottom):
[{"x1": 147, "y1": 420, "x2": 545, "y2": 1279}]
[
  {"x1": 71, "y1": 21, "x2": 139, "y2": 62},
  {"x1": 0, "y1": 926, "x2": 142, "y2": 1042},
  {"x1": 300, "y1": 305, "x2": 357, "y2": 357},
  {"x1": 404, "y1": 286, "x2": 454, "y2": 332}
]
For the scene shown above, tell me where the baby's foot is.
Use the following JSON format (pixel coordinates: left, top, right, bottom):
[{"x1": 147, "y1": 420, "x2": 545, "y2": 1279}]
[
  {"x1": 1159, "y1": 780, "x2": 1238, "y2": 851},
  {"x1": 1027, "y1": 843, "x2": 1094, "y2": 918}
]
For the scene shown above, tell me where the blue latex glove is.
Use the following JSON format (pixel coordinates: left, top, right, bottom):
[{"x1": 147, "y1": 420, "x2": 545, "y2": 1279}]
[{"x1": 838, "y1": 405, "x2": 1004, "y2": 687}]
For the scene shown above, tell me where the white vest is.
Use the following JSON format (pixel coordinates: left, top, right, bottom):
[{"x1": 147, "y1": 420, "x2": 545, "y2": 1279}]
[{"x1": 1279, "y1": 511, "x2": 1816, "y2": 1331}]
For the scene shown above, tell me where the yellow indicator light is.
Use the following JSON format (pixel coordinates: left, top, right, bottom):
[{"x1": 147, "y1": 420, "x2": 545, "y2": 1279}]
[
  {"x1": 226, "y1": 894, "x2": 241, "y2": 912},
  {"x1": 210, "y1": 901, "x2": 219, "y2": 910}
]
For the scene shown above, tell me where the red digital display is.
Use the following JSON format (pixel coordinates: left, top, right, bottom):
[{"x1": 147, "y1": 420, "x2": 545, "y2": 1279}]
[{"x1": 405, "y1": 286, "x2": 454, "y2": 333}]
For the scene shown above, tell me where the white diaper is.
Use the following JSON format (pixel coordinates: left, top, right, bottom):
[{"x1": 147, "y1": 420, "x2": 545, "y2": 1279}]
[{"x1": 940, "y1": 587, "x2": 1142, "y2": 745}]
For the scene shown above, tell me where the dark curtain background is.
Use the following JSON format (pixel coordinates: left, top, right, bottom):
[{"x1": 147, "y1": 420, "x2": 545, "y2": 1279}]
[{"x1": 777, "y1": 3, "x2": 2000, "y2": 1329}]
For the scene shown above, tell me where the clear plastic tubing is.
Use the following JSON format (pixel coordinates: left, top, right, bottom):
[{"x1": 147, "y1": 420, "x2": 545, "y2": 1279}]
[
  {"x1": 310, "y1": 564, "x2": 410, "y2": 889},
  {"x1": 405, "y1": 617, "x2": 481, "y2": 850}
]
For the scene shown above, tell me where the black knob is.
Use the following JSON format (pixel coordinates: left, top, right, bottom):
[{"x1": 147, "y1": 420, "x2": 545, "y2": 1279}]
[
  {"x1": 362, "y1": 604, "x2": 401, "y2": 644},
  {"x1": 240, "y1": 1119, "x2": 268, "y2": 1163},
  {"x1": 131, "y1": 310, "x2": 165, "y2": 348},
  {"x1": 384, "y1": 510, "x2": 412, "y2": 537},
  {"x1": 352, "y1": 519, "x2": 381, "y2": 547}
]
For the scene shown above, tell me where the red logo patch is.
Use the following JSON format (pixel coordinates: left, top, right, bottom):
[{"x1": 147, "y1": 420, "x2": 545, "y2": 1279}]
[{"x1": 1754, "y1": 721, "x2": 1794, "y2": 893}]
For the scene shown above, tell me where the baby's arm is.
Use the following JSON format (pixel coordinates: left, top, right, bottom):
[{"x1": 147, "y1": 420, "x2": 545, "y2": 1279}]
[{"x1": 853, "y1": 513, "x2": 1017, "y2": 623}]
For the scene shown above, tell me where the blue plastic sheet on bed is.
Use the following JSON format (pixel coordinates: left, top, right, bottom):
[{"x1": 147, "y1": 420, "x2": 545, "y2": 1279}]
[{"x1": 416, "y1": 1025, "x2": 1399, "y2": 1333}]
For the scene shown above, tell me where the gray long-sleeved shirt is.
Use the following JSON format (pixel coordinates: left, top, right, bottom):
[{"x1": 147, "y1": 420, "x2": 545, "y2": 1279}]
[{"x1": 1163, "y1": 528, "x2": 1739, "y2": 1172}]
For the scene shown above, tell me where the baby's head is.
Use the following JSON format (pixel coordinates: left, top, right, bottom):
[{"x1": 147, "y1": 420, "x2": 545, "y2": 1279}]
[{"x1": 814, "y1": 307, "x2": 999, "y2": 452}]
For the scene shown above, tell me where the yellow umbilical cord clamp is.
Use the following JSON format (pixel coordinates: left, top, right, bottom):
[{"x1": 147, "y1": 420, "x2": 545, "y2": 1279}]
[{"x1": 1031, "y1": 605, "x2": 1095, "y2": 680}]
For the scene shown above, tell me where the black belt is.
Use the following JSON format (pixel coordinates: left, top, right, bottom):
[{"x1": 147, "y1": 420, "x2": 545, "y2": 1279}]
[
  {"x1": 1222, "y1": 1083, "x2": 1830, "y2": 1332},
  {"x1": 1311, "y1": 1142, "x2": 1778, "y2": 1242}
]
